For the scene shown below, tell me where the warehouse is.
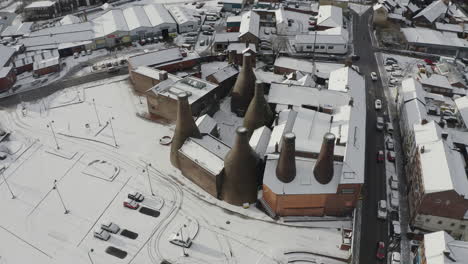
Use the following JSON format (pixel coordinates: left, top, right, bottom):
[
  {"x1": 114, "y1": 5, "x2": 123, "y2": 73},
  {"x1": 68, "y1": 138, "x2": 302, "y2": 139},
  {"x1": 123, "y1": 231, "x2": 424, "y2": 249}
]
[
  {"x1": 93, "y1": 9, "x2": 131, "y2": 49},
  {"x1": 294, "y1": 27, "x2": 349, "y2": 54},
  {"x1": 167, "y1": 6, "x2": 200, "y2": 33},
  {"x1": 143, "y1": 4, "x2": 177, "y2": 38}
]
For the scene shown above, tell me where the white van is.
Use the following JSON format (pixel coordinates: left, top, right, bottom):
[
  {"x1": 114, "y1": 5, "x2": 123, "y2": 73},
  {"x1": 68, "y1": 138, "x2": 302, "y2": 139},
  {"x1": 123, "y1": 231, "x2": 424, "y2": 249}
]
[{"x1": 201, "y1": 25, "x2": 214, "y2": 32}]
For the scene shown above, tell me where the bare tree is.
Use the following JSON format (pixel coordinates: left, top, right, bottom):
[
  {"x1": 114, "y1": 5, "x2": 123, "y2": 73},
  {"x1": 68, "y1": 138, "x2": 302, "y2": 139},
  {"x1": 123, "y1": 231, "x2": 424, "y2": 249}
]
[{"x1": 271, "y1": 35, "x2": 289, "y2": 58}]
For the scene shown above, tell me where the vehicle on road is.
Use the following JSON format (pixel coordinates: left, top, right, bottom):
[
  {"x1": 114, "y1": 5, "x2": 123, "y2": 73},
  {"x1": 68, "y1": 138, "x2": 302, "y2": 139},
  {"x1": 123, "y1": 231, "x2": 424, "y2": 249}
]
[
  {"x1": 424, "y1": 58, "x2": 434, "y2": 65},
  {"x1": 196, "y1": 2, "x2": 204, "y2": 8},
  {"x1": 392, "y1": 220, "x2": 401, "y2": 237},
  {"x1": 385, "y1": 66, "x2": 394, "y2": 72},
  {"x1": 376, "y1": 116, "x2": 384, "y2": 131},
  {"x1": 74, "y1": 52, "x2": 79, "y2": 58},
  {"x1": 94, "y1": 229, "x2": 111, "y2": 241},
  {"x1": 391, "y1": 252, "x2": 401, "y2": 264},
  {"x1": 390, "y1": 175, "x2": 398, "y2": 190},
  {"x1": 81, "y1": 50, "x2": 86, "y2": 56},
  {"x1": 371, "y1": 72, "x2": 378, "y2": 81},
  {"x1": 390, "y1": 210, "x2": 399, "y2": 222},
  {"x1": 375, "y1": 99, "x2": 382, "y2": 110},
  {"x1": 123, "y1": 198, "x2": 139, "y2": 210},
  {"x1": 202, "y1": 31, "x2": 213, "y2": 35},
  {"x1": 101, "y1": 221, "x2": 120, "y2": 234},
  {"x1": 377, "y1": 200, "x2": 387, "y2": 220},
  {"x1": 386, "y1": 138, "x2": 394, "y2": 150},
  {"x1": 128, "y1": 191, "x2": 144, "y2": 202},
  {"x1": 107, "y1": 67, "x2": 120, "y2": 74},
  {"x1": 376, "y1": 241, "x2": 386, "y2": 260},
  {"x1": 387, "y1": 151, "x2": 396, "y2": 162},
  {"x1": 390, "y1": 190, "x2": 399, "y2": 209},
  {"x1": 170, "y1": 233, "x2": 193, "y2": 248},
  {"x1": 377, "y1": 150, "x2": 384, "y2": 162},
  {"x1": 386, "y1": 122, "x2": 394, "y2": 134},
  {"x1": 87, "y1": 50, "x2": 92, "y2": 55}
]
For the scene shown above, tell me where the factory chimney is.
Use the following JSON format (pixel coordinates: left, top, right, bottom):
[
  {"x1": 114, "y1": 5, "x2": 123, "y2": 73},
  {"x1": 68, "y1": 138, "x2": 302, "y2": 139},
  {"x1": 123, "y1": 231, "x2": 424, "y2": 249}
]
[
  {"x1": 313, "y1": 133, "x2": 336, "y2": 185},
  {"x1": 243, "y1": 81, "x2": 274, "y2": 137},
  {"x1": 231, "y1": 53, "x2": 256, "y2": 117},
  {"x1": 222, "y1": 127, "x2": 258, "y2": 206},
  {"x1": 170, "y1": 92, "x2": 201, "y2": 168},
  {"x1": 276, "y1": 133, "x2": 296, "y2": 183}
]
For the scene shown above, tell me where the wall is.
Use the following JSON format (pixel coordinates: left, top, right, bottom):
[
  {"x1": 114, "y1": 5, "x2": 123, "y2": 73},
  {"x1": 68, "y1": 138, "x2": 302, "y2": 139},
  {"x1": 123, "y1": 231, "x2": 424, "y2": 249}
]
[
  {"x1": 130, "y1": 70, "x2": 162, "y2": 93},
  {"x1": 413, "y1": 214, "x2": 468, "y2": 241},
  {"x1": 34, "y1": 64, "x2": 60, "y2": 76},
  {"x1": 0, "y1": 68, "x2": 16, "y2": 92},
  {"x1": 295, "y1": 42, "x2": 348, "y2": 54},
  {"x1": 147, "y1": 94, "x2": 178, "y2": 121},
  {"x1": 239, "y1": 32, "x2": 260, "y2": 46},
  {"x1": 178, "y1": 150, "x2": 220, "y2": 197},
  {"x1": 274, "y1": 65, "x2": 295, "y2": 75}
]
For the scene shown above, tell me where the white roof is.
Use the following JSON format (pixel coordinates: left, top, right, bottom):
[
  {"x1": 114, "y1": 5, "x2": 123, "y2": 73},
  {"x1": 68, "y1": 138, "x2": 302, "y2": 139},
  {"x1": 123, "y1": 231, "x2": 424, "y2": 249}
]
[
  {"x1": 274, "y1": 57, "x2": 314, "y2": 73},
  {"x1": 128, "y1": 48, "x2": 183, "y2": 68},
  {"x1": 0, "y1": 66, "x2": 12, "y2": 78},
  {"x1": 167, "y1": 6, "x2": 199, "y2": 25},
  {"x1": 455, "y1": 96, "x2": 468, "y2": 126},
  {"x1": 249, "y1": 126, "x2": 272, "y2": 158},
  {"x1": 263, "y1": 154, "x2": 343, "y2": 195},
  {"x1": 153, "y1": 76, "x2": 218, "y2": 104},
  {"x1": 435, "y1": 22, "x2": 468, "y2": 33},
  {"x1": 239, "y1": 11, "x2": 260, "y2": 38},
  {"x1": 0, "y1": 22, "x2": 33, "y2": 37},
  {"x1": 424, "y1": 230, "x2": 468, "y2": 263},
  {"x1": 207, "y1": 64, "x2": 239, "y2": 83},
  {"x1": 195, "y1": 114, "x2": 217, "y2": 134},
  {"x1": 59, "y1": 15, "x2": 81, "y2": 26},
  {"x1": 227, "y1": 43, "x2": 257, "y2": 53},
  {"x1": 421, "y1": 74, "x2": 453, "y2": 90},
  {"x1": 401, "y1": 78, "x2": 425, "y2": 103},
  {"x1": 143, "y1": 4, "x2": 176, "y2": 27},
  {"x1": 414, "y1": 121, "x2": 468, "y2": 196},
  {"x1": 403, "y1": 99, "x2": 427, "y2": 128},
  {"x1": 402, "y1": 27, "x2": 468, "y2": 49},
  {"x1": 33, "y1": 56, "x2": 59, "y2": 70},
  {"x1": 25, "y1": 0, "x2": 55, "y2": 8},
  {"x1": 214, "y1": 32, "x2": 239, "y2": 43},
  {"x1": 226, "y1": 16, "x2": 242, "y2": 23},
  {"x1": 295, "y1": 27, "x2": 349, "y2": 45},
  {"x1": 179, "y1": 135, "x2": 230, "y2": 175},
  {"x1": 317, "y1": 5, "x2": 343, "y2": 28},
  {"x1": 93, "y1": 9, "x2": 129, "y2": 38},
  {"x1": 123, "y1": 6, "x2": 152, "y2": 31},
  {"x1": 0, "y1": 45, "x2": 15, "y2": 67},
  {"x1": 413, "y1": 0, "x2": 448, "y2": 23}
]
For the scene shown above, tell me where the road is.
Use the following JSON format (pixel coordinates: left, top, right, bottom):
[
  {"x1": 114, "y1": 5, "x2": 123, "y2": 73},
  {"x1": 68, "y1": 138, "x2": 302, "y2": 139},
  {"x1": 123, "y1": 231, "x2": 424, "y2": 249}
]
[{"x1": 353, "y1": 9, "x2": 389, "y2": 264}]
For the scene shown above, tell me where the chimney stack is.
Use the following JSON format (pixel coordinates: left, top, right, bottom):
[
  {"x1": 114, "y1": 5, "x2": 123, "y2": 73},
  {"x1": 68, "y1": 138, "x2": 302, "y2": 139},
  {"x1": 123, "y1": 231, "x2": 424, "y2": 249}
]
[
  {"x1": 243, "y1": 81, "x2": 273, "y2": 137},
  {"x1": 313, "y1": 133, "x2": 336, "y2": 185},
  {"x1": 228, "y1": 50, "x2": 236, "y2": 64},
  {"x1": 222, "y1": 127, "x2": 258, "y2": 206},
  {"x1": 159, "y1": 70, "x2": 168, "y2": 81},
  {"x1": 231, "y1": 53, "x2": 256, "y2": 116},
  {"x1": 276, "y1": 133, "x2": 296, "y2": 183},
  {"x1": 170, "y1": 92, "x2": 202, "y2": 168}
]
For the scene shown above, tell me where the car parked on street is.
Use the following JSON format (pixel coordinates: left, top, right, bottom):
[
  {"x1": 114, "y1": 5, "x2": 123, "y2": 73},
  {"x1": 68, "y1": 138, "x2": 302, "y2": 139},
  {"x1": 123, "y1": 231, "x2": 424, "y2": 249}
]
[
  {"x1": 371, "y1": 72, "x2": 378, "y2": 81},
  {"x1": 390, "y1": 190, "x2": 399, "y2": 209},
  {"x1": 128, "y1": 191, "x2": 144, "y2": 202},
  {"x1": 391, "y1": 252, "x2": 401, "y2": 264},
  {"x1": 376, "y1": 116, "x2": 384, "y2": 131},
  {"x1": 101, "y1": 221, "x2": 120, "y2": 234},
  {"x1": 94, "y1": 228, "x2": 111, "y2": 241},
  {"x1": 74, "y1": 52, "x2": 79, "y2": 58},
  {"x1": 376, "y1": 241, "x2": 386, "y2": 260},
  {"x1": 386, "y1": 138, "x2": 394, "y2": 150},
  {"x1": 387, "y1": 151, "x2": 396, "y2": 162},
  {"x1": 123, "y1": 198, "x2": 139, "y2": 210},
  {"x1": 377, "y1": 150, "x2": 384, "y2": 162},
  {"x1": 377, "y1": 200, "x2": 387, "y2": 220},
  {"x1": 170, "y1": 233, "x2": 193, "y2": 248},
  {"x1": 375, "y1": 99, "x2": 382, "y2": 110},
  {"x1": 390, "y1": 175, "x2": 398, "y2": 190}
]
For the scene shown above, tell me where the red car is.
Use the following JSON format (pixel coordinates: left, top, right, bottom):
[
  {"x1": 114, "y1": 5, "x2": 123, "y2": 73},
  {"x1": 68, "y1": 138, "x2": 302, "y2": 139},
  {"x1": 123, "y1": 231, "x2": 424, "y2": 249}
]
[
  {"x1": 387, "y1": 151, "x2": 396, "y2": 162},
  {"x1": 377, "y1": 150, "x2": 384, "y2": 162},
  {"x1": 123, "y1": 198, "x2": 139, "y2": 210},
  {"x1": 424, "y1": 58, "x2": 434, "y2": 65},
  {"x1": 376, "y1": 241, "x2": 386, "y2": 260}
]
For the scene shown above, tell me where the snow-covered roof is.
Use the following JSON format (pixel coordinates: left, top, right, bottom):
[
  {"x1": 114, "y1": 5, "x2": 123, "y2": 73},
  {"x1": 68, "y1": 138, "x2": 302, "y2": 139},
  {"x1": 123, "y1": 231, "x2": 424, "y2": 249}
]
[
  {"x1": 59, "y1": 15, "x2": 81, "y2": 26},
  {"x1": 123, "y1": 6, "x2": 152, "y2": 31},
  {"x1": 413, "y1": 0, "x2": 448, "y2": 24},
  {"x1": 214, "y1": 32, "x2": 239, "y2": 43},
  {"x1": 206, "y1": 64, "x2": 239, "y2": 83},
  {"x1": 179, "y1": 135, "x2": 230, "y2": 175},
  {"x1": 0, "y1": 66, "x2": 12, "y2": 78},
  {"x1": 153, "y1": 76, "x2": 218, "y2": 104},
  {"x1": 275, "y1": 8, "x2": 287, "y2": 25},
  {"x1": 196, "y1": 114, "x2": 218, "y2": 135},
  {"x1": 249, "y1": 126, "x2": 271, "y2": 158},
  {"x1": 128, "y1": 48, "x2": 183, "y2": 69},
  {"x1": 423, "y1": 231, "x2": 468, "y2": 264},
  {"x1": 226, "y1": 16, "x2": 242, "y2": 23},
  {"x1": 19, "y1": 24, "x2": 95, "y2": 49},
  {"x1": 93, "y1": 9, "x2": 129, "y2": 38},
  {"x1": 239, "y1": 11, "x2": 260, "y2": 38},
  {"x1": 421, "y1": 74, "x2": 453, "y2": 90},
  {"x1": 274, "y1": 57, "x2": 314, "y2": 73},
  {"x1": 0, "y1": 45, "x2": 15, "y2": 67},
  {"x1": 317, "y1": 5, "x2": 343, "y2": 28},
  {"x1": 227, "y1": 43, "x2": 257, "y2": 53},
  {"x1": 143, "y1": 4, "x2": 176, "y2": 27},
  {"x1": 0, "y1": 22, "x2": 33, "y2": 37},
  {"x1": 25, "y1": 0, "x2": 55, "y2": 8},
  {"x1": 295, "y1": 27, "x2": 349, "y2": 45},
  {"x1": 403, "y1": 99, "x2": 427, "y2": 128},
  {"x1": 435, "y1": 22, "x2": 468, "y2": 33},
  {"x1": 455, "y1": 96, "x2": 468, "y2": 126},
  {"x1": 401, "y1": 78, "x2": 426, "y2": 103},
  {"x1": 413, "y1": 120, "x2": 468, "y2": 196},
  {"x1": 263, "y1": 154, "x2": 343, "y2": 195},
  {"x1": 167, "y1": 6, "x2": 198, "y2": 25},
  {"x1": 407, "y1": 2, "x2": 420, "y2": 13},
  {"x1": 402, "y1": 27, "x2": 468, "y2": 49}
]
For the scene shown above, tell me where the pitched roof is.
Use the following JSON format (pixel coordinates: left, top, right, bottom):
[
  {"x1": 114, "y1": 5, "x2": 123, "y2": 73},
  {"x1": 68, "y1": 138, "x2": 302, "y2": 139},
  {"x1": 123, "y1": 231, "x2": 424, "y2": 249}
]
[
  {"x1": 239, "y1": 11, "x2": 260, "y2": 38},
  {"x1": 317, "y1": 5, "x2": 343, "y2": 28},
  {"x1": 413, "y1": 0, "x2": 448, "y2": 23}
]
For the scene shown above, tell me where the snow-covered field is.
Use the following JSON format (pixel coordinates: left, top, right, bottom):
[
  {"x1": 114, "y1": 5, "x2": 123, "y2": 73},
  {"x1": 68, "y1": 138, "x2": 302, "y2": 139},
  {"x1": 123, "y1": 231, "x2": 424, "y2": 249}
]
[{"x1": 0, "y1": 75, "x2": 351, "y2": 263}]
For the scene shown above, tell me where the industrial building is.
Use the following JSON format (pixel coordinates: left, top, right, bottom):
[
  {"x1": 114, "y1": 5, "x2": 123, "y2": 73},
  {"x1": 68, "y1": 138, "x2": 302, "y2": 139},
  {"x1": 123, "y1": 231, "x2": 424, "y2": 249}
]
[
  {"x1": 128, "y1": 47, "x2": 199, "y2": 73},
  {"x1": 239, "y1": 11, "x2": 260, "y2": 45},
  {"x1": 23, "y1": 1, "x2": 59, "y2": 21},
  {"x1": 167, "y1": 6, "x2": 200, "y2": 33},
  {"x1": 294, "y1": 27, "x2": 349, "y2": 54}
]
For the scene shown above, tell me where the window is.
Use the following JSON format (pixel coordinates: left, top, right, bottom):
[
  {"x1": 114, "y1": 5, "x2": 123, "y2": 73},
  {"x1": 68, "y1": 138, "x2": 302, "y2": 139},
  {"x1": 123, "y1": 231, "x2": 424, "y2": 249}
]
[
  {"x1": 320, "y1": 45, "x2": 325, "y2": 49},
  {"x1": 328, "y1": 46, "x2": 334, "y2": 49},
  {"x1": 425, "y1": 218, "x2": 430, "y2": 223},
  {"x1": 306, "y1": 45, "x2": 312, "y2": 49},
  {"x1": 315, "y1": 45, "x2": 319, "y2": 49},
  {"x1": 461, "y1": 225, "x2": 466, "y2": 230},
  {"x1": 451, "y1": 223, "x2": 456, "y2": 227},
  {"x1": 341, "y1": 188, "x2": 355, "y2": 194},
  {"x1": 437, "y1": 220, "x2": 443, "y2": 225}
]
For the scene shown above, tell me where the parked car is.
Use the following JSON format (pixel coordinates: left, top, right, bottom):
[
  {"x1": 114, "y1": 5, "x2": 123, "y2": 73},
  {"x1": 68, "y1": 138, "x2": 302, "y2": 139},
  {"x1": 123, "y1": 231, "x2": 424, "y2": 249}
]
[
  {"x1": 387, "y1": 151, "x2": 396, "y2": 162},
  {"x1": 101, "y1": 221, "x2": 120, "y2": 234},
  {"x1": 375, "y1": 99, "x2": 382, "y2": 110},
  {"x1": 73, "y1": 52, "x2": 79, "y2": 58},
  {"x1": 390, "y1": 190, "x2": 399, "y2": 208},
  {"x1": 107, "y1": 66, "x2": 120, "y2": 74},
  {"x1": 376, "y1": 241, "x2": 386, "y2": 260},
  {"x1": 385, "y1": 66, "x2": 394, "y2": 72},
  {"x1": 200, "y1": 40, "x2": 205, "y2": 46},
  {"x1": 351, "y1": 54, "x2": 360, "y2": 61},
  {"x1": 391, "y1": 71, "x2": 403, "y2": 77},
  {"x1": 202, "y1": 31, "x2": 213, "y2": 35},
  {"x1": 170, "y1": 233, "x2": 193, "y2": 248},
  {"x1": 392, "y1": 220, "x2": 401, "y2": 237},
  {"x1": 0, "y1": 153, "x2": 6, "y2": 160},
  {"x1": 94, "y1": 229, "x2": 111, "y2": 241},
  {"x1": 424, "y1": 58, "x2": 434, "y2": 65},
  {"x1": 377, "y1": 150, "x2": 384, "y2": 162},
  {"x1": 81, "y1": 50, "x2": 86, "y2": 56},
  {"x1": 123, "y1": 198, "x2": 139, "y2": 209},
  {"x1": 386, "y1": 57, "x2": 398, "y2": 64},
  {"x1": 392, "y1": 64, "x2": 401, "y2": 70},
  {"x1": 386, "y1": 122, "x2": 394, "y2": 134},
  {"x1": 377, "y1": 200, "x2": 387, "y2": 220},
  {"x1": 386, "y1": 138, "x2": 394, "y2": 150},
  {"x1": 371, "y1": 72, "x2": 378, "y2": 81},
  {"x1": 391, "y1": 252, "x2": 401, "y2": 264},
  {"x1": 128, "y1": 191, "x2": 144, "y2": 202},
  {"x1": 390, "y1": 175, "x2": 398, "y2": 190},
  {"x1": 196, "y1": 2, "x2": 204, "y2": 8},
  {"x1": 376, "y1": 116, "x2": 384, "y2": 131},
  {"x1": 87, "y1": 50, "x2": 92, "y2": 55},
  {"x1": 390, "y1": 210, "x2": 399, "y2": 222}
]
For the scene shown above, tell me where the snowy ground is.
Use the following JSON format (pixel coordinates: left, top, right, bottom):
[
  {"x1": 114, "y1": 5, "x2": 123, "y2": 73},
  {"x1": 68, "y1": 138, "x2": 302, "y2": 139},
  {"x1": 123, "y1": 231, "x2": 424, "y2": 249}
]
[{"x1": 0, "y1": 75, "x2": 351, "y2": 263}]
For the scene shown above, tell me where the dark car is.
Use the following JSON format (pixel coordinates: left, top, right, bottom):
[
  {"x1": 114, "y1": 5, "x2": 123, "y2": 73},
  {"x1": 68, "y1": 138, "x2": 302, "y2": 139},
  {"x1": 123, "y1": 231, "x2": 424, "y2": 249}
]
[
  {"x1": 351, "y1": 55, "x2": 360, "y2": 61},
  {"x1": 128, "y1": 191, "x2": 144, "y2": 202},
  {"x1": 376, "y1": 241, "x2": 386, "y2": 260},
  {"x1": 377, "y1": 150, "x2": 384, "y2": 162},
  {"x1": 390, "y1": 211, "x2": 399, "y2": 222},
  {"x1": 202, "y1": 31, "x2": 213, "y2": 35}
]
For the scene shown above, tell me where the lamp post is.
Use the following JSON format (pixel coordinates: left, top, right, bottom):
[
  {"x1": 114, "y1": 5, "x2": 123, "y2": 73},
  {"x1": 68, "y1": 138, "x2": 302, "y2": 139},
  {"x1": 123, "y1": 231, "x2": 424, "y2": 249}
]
[
  {"x1": 92, "y1": 99, "x2": 102, "y2": 126},
  {"x1": 108, "y1": 117, "x2": 118, "y2": 147},
  {"x1": 47, "y1": 121, "x2": 60, "y2": 150},
  {"x1": 143, "y1": 163, "x2": 155, "y2": 196},
  {"x1": 87, "y1": 248, "x2": 94, "y2": 264},
  {"x1": 1, "y1": 167, "x2": 15, "y2": 199},
  {"x1": 53, "y1": 180, "x2": 69, "y2": 214}
]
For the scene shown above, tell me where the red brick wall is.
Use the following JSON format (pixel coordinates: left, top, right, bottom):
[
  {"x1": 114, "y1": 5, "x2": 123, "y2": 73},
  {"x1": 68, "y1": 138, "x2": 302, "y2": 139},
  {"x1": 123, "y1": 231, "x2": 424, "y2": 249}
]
[
  {"x1": 419, "y1": 190, "x2": 468, "y2": 220},
  {"x1": 0, "y1": 68, "x2": 16, "y2": 92},
  {"x1": 34, "y1": 64, "x2": 60, "y2": 76},
  {"x1": 178, "y1": 150, "x2": 219, "y2": 197},
  {"x1": 130, "y1": 71, "x2": 162, "y2": 93}
]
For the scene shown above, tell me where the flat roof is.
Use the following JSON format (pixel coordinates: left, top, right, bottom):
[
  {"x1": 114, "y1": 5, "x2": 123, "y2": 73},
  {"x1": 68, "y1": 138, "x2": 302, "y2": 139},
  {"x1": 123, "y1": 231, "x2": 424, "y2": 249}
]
[
  {"x1": 25, "y1": 0, "x2": 55, "y2": 8},
  {"x1": 263, "y1": 154, "x2": 342, "y2": 195},
  {"x1": 295, "y1": 27, "x2": 348, "y2": 45},
  {"x1": 0, "y1": 66, "x2": 12, "y2": 78},
  {"x1": 402, "y1": 27, "x2": 468, "y2": 49},
  {"x1": 128, "y1": 48, "x2": 183, "y2": 69},
  {"x1": 214, "y1": 32, "x2": 239, "y2": 43},
  {"x1": 401, "y1": 78, "x2": 426, "y2": 103},
  {"x1": 0, "y1": 22, "x2": 33, "y2": 37},
  {"x1": 274, "y1": 57, "x2": 314, "y2": 73},
  {"x1": 0, "y1": 45, "x2": 15, "y2": 67},
  {"x1": 421, "y1": 74, "x2": 453, "y2": 90},
  {"x1": 153, "y1": 76, "x2": 218, "y2": 104}
]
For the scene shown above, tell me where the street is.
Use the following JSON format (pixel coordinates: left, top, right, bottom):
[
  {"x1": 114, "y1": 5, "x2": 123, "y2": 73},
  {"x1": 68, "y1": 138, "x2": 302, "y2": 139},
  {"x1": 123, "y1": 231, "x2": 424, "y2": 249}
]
[{"x1": 353, "y1": 9, "x2": 390, "y2": 264}]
